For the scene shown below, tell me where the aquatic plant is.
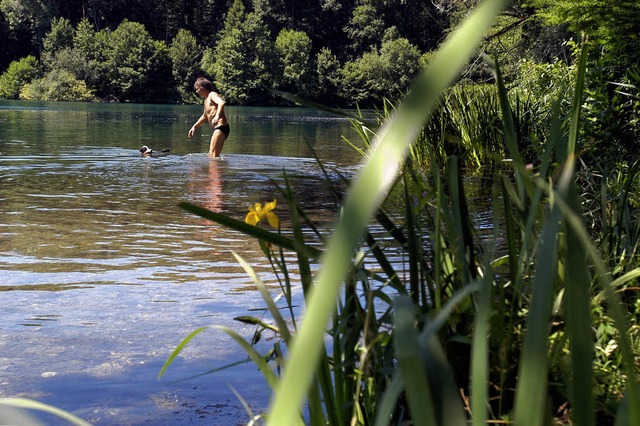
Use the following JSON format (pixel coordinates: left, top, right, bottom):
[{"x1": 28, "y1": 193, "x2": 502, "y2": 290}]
[
  {"x1": 161, "y1": 2, "x2": 640, "y2": 425},
  {"x1": 245, "y1": 200, "x2": 280, "y2": 229}
]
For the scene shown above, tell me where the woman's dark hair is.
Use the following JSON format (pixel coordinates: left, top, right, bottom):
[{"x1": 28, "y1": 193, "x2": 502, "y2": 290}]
[{"x1": 194, "y1": 77, "x2": 214, "y2": 91}]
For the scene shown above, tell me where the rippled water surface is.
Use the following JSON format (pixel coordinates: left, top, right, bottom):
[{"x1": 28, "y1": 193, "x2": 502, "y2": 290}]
[{"x1": 0, "y1": 100, "x2": 364, "y2": 424}]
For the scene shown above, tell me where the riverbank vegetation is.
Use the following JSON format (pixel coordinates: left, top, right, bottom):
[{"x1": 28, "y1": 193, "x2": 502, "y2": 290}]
[
  {"x1": 0, "y1": 0, "x2": 443, "y2": 104},
  {"x1": 2, "y1": 0, "x2": 639, "y2": 424},
  {"x1": 156, "y1": 1, "x2": 640, "y2": 425},
  {"x1": 0, "y1": 0, "x2": 638, "y2": 114}
]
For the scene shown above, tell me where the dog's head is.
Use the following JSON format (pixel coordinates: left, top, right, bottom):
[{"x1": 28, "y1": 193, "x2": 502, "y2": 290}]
[{"x1": 139, "y1": 146, "x2": 151, "y2": 156}]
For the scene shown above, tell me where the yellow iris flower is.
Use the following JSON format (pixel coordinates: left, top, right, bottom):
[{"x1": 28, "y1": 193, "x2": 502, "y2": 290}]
[{"x1": 245, "y1": 199, "x2": 279, "y2": 228}]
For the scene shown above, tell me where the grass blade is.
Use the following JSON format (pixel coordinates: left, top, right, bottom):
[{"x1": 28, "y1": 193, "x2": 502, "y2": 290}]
[
  {"x1": 567, "y1": 36, "x2": 588, "y2": 156},
  {"x1": 212, "y1": 325, "x2": 280, "y2": 390},
  {"x1": 228, "y1": 384, "x2": 258, "y2": 425},
  {"x1": 553, "y1": 186, "x2": 640, "y2": 426},
  {"x1": 470, "y1": 273, "x2": 493, "y2": 426},
  {"x1": 448, "y1": 156, "x2": 475, "y2": 286},
  {"x1": 265, "y1": 1, "x2": 507, "y2": 423},
  {"x1": 0, "y1": 398, "x2": 91, "y2": 426},
  {"x1": 513, "y1": 202, "x2": 562, "y2": 426},
  {"x1": 158, "y1": 326, "x2": 209, "y2": 379},
  {"x1": 373, "y1": 375, "x2": 404, "y2": 426},
  {"x1": 563, "y1": 180, "x2": 595, "y2": 426},
  {"x1": 233, "y1": 252, "x2": 292, "y2": 344},
  {"x1": 394, "y1": 296, "x2": 437, "y2": 426}
]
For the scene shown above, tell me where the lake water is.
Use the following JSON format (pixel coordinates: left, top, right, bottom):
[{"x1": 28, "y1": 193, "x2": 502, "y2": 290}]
[{"x1": 0, "y1": 100, "x2": 365, "y2": 425}]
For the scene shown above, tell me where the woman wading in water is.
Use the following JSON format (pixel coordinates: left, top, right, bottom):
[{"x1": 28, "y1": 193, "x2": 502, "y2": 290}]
[{"x1": 188, "y1": 77, "x2": 230, "y2": 158}]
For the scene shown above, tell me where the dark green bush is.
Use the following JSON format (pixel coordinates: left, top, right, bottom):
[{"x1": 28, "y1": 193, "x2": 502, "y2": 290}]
[
  {"x1": 20, "y1": 68, "x2": 94, "y2": 101},
  {"x1": 203, "y1": 0, "x2": 275, "y2": 105},
  {"x1": 169, "y1": 29, "x2": 202, "y2": 104},
  {"x1": 274, "y1": 29, "x2": 313, "y2": 98},
  {"x1": 0, "y1": 55, "x2": 41, "y2": 99},
  {"x1": 104, "y1": 20, "x2": 175, "y2": 102},
  {"x1": 340, "y1": 31, "x2": 421, "y2": 107},
  {"x1": 313, "y1": 47, "x2": 341, "y2": 106},
  {"x1": 42, "y1": 17, "x2": 74, "y2": 54}
]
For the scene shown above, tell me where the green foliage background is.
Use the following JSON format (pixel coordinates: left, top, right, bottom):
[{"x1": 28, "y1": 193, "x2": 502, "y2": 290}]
[
  {"x1": 1, "y1": 0, "x2": 640, "y2": 424},
  {"x1": 0, "y1": 0, "x2": 631, "y2": 107},
  {"x1": 0, "y1": 0, "x2": 639, "y2": 160}
]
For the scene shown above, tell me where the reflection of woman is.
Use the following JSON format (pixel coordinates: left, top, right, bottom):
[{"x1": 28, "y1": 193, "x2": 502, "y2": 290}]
[
  {"x1": 202, "y1": 160, "x2": 223, "y2": 213},
  {"x1": 188, "y1": 159, "x2": 223, "y2": 215},
  {"x1": 186, "y1": 158, "x2": 228, "y2": 260}
]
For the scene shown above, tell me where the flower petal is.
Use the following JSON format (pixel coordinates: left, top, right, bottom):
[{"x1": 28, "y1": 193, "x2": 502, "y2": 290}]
[
  {"x1": 263, "y1": 199, "x2": 277, "y2": 213},
  {"x1": 245, "y1": 211, "x2": 260, "y2": 226},
  {"x1": 266, "y1": 212, "x2": 279, "y2": 229}
]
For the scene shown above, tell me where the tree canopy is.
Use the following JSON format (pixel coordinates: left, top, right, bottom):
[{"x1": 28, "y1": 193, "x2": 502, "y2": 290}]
[{"x1": 0, "y1": 0, "x2": 638, "y2": 107}]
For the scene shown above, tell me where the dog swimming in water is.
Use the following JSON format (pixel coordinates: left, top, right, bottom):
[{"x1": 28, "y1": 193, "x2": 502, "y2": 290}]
[{"x1": 139, "y1": 146, "x2": 171, "y2": 158}]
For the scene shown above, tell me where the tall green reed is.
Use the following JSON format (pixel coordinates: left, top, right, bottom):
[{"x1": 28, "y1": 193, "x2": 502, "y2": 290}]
[
  {"x1": 491, "y1": 36, "x2": 639, "y2": 425},
  {"x1": 162, "y1": 1, "x2": 506, "y2": 423},
  {"x1": 162, "y1": 6, "x2": 640, "y2": 426},
  {"x1": 264, "y1": 1, "x2": 508, "y2": 424},
  {"x1": 410, "y1": 82, "x2": 538, "y2": 171}
]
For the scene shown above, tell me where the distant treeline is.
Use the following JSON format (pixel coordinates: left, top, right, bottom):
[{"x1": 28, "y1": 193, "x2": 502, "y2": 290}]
[
  {"x1": 1, "y1": 0, "x2": 639, "y2": 108},
  {"x1": 0, "y1": 0, "x2": 452, "y2": 105}
]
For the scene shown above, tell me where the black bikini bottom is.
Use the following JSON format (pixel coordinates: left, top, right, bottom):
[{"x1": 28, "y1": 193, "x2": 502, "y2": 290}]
[{"x1": 213, "y1": 124, "x2": 230, "y2": 138}]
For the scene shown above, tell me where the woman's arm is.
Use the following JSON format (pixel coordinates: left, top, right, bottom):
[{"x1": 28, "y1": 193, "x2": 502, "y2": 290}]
[{"x1": 188, "y1": 113, "x2": 208, "y2": 138}]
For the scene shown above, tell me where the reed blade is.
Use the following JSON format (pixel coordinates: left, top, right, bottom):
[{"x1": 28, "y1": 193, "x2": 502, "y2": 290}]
[
  {"x1": 0, "y1": 398, "x2": 92, "y2": 426},
  {"x1": 563, "y1": 182, "x2": 595, "y2": 426},
  {"x1": 513, "y1": 204, "x2": 561, "y2": 426},
  {"x1": 265, "y1": 1, "x2": 508, "y2": 423},
  {"x1": 394, "y1": 296, "x2": 437, "y2": 426}
]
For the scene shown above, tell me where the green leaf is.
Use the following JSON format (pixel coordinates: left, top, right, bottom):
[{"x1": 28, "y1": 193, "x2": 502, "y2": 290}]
[
  {"x1": 513, "y1": 205, "x2": 562, "y2": 426},
  {"x1": 470, "y1": 274, "x2": 493, "y2": 426},
  {"x1": 234, "y1": 315, "x2": 280, "y2": 333},
  {"x1": 0, "y1": 398, "x2": 91, "y2": 426},
  {"x1": 554, "y1": 192, "x2": 640, "y2": 426},
  {"x1": 265, "y1": 1, "x2": 507, "y2": 423},
  {"x1": 563, "y1": 180, "x2": 595, "y2": 426},
  {"x1": 567, "y1": 35, "x2": 589, "y2": 157},
  {"x1": 373, "y1": 375, "x2": 404, "y2": 426},
  {"x1": 394, "y1": 296, "x2": 437, "y2": 426},
  {"x1": 158, "y1": 326, "x2": 209, "y2": 379},
  {"x1": 212, "y1": 325, "x2": 280, "y2": 390},
  {"x1": 233, "y1": 252, "x2": 292, "y2": 343}
]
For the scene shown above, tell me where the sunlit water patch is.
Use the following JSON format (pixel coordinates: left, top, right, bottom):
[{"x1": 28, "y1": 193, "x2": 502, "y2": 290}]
[
  {"x1": 0, "y1": 101, "x2": 494, "y2": 425},
  {"x1": 0, "y1": 101, "x2": 367, "y2": 425}
]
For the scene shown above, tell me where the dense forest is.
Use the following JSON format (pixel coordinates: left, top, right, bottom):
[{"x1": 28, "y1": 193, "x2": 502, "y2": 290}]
[{"x1": 0, "y1": 0, "x2": 639, "y2": 109}]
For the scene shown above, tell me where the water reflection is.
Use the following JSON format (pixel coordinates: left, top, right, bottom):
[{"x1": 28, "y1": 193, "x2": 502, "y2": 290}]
[
  {"x1": 188, "y1": 157, "x2": 224, "y2": 214},
  {"x1": 0, "y1": 100, "x2": 500, "y2": 424},
  {"x1": 1, "y1": 100, "x2": 368, "y2": 424}
]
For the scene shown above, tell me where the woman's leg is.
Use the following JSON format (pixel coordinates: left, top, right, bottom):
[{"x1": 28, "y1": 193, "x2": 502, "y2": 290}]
[{"x1": 209, "y1": 129, "x2": 226, "y2": 158}]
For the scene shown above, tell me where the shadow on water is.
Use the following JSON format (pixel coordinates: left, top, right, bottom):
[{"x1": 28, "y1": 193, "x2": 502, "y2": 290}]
[{"x1": 14, "y1": 357, "x2": 270, "y2": 425}]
